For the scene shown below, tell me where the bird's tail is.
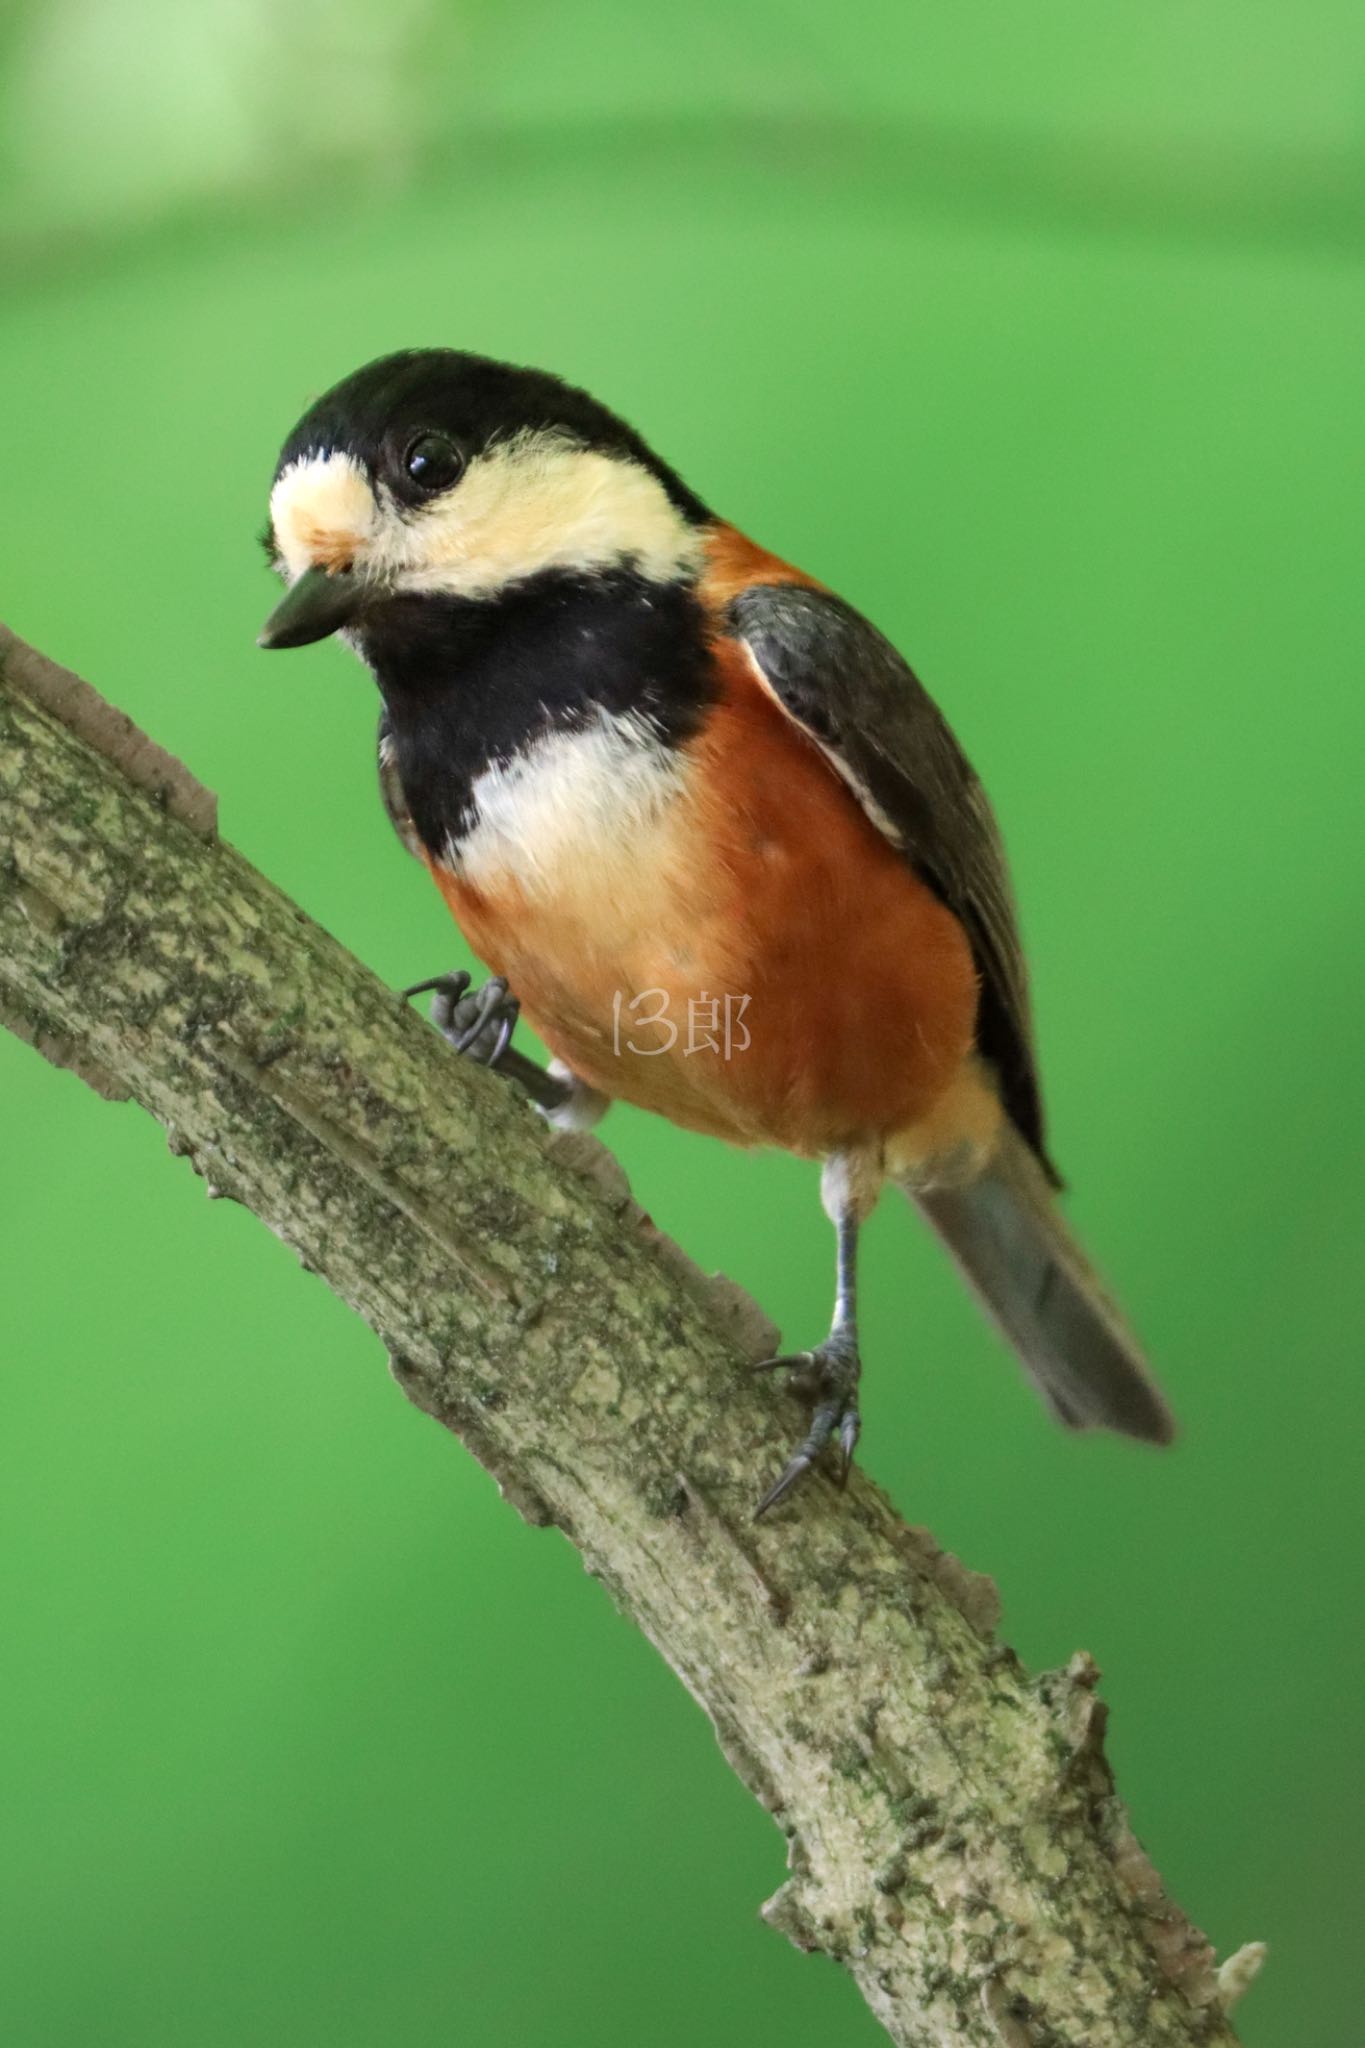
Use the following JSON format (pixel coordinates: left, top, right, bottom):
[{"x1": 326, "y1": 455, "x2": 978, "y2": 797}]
[{"x1": 907, "y1": 1124, "x2": 1174, "y2": 1444}]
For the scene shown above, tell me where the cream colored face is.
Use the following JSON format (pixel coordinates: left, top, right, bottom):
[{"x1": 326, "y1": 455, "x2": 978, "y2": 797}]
[{"x1": 268, "y1": 429, "x2": 703, "y2": 602}]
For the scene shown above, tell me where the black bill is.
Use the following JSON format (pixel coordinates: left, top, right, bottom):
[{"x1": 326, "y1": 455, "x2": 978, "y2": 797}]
[{"x1": 258, "y1": 565, "x2": 373, "y2": 650}]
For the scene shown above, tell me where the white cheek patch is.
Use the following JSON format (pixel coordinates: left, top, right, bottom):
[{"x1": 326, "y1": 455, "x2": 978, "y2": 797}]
[
  {"x1": 269, "y1": 432, "x2": 700, "y2": 599},
  {"x1": 450, "y1": 709, "x2": 686, "y2": 906},
  {"x1": 381, "y1": 432, "x2": 703, "y2": 598},
  {"x1": 270, "y1": 452, "x2": 378, "y2": 579}
]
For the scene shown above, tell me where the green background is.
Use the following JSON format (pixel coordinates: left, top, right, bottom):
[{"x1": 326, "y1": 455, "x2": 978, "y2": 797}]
[{"x1": 2, "y1": 6, "x2": 1362, "y2": 2043}]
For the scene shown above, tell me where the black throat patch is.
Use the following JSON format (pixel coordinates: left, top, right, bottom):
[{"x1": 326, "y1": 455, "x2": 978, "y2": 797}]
[{"x1": 359, "y1": 566, "x2": 716, "y2": 862}]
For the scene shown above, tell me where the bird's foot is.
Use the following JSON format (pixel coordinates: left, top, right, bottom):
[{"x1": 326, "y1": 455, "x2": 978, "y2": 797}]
[
  {"x1": 402, "y1": 970, "x2": 584, "y2": 1118},
  {"x1": 402, "y1": 970, "x2": 519, "y2": 1067},
  {"x1": 752, "y1": 1327, "x2": 862, "y2": 1518}
]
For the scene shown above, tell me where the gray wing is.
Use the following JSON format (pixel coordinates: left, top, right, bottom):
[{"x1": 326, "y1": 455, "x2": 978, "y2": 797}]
[
  {"x1": 377, "y1": 711, "x2": 425, "y2": 862},
  {"x1": 729, "y1": 583, "x2": 1057, "y2": 1181}
]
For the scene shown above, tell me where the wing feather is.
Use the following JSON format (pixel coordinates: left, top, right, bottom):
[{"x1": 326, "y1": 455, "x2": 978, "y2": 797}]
[
  {"x1": 729, "y1": 583, "x2": 1057, "y2": 1181},
  {"x1": 377, "y1": 710, "x2": 425, "y2": 862}
]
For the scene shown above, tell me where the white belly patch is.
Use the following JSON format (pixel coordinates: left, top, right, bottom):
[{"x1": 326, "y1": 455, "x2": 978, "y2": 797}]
[{"x1": 445, "y1": 708, "x2": 688, "y2": 916}]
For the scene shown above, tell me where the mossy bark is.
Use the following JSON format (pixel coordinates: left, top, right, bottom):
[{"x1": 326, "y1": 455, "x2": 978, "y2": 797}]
[{"x1": 0, "y1": 626, "x2": 1254, "y2": 2047}]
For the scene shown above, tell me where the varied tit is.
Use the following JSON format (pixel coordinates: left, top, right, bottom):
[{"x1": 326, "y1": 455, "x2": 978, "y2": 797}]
[{"x1": 259, "y1": 348, "x2": 1173, "y2": 1515}]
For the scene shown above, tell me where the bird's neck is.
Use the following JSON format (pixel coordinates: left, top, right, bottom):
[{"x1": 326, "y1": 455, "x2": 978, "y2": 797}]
[{"x1": 358, "y1": 565, "x2": 715, "y2": 864}]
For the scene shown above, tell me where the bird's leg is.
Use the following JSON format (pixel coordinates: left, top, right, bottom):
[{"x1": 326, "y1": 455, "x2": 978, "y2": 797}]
[
  {"x1": 753, "y1": 1155, "x2": 873, "y2": 1518},
  {"x1": 401, "y1": 971, "x2": 607, "y2": 1125}
]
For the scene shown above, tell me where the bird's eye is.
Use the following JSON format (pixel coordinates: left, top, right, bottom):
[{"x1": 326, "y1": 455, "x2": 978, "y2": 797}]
[{"x1": 402, "y1": 432, "x2": 464, "y2": 495}]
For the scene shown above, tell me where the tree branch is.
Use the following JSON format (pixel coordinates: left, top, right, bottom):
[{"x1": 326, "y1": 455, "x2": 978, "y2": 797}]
[{"x1": 0, "y1": 624, "x2": 1260, "y2": 2047}]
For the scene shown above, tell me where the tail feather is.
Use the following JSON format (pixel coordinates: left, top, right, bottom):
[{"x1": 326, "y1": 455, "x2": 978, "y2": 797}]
[{"x1": 909, "y1": 1126, "x2": 1174, "y2": 1445}]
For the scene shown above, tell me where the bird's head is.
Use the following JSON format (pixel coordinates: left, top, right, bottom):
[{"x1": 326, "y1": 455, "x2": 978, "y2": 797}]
[{"x1": 258, "y1": 350, "x2": 709, "y2": 650}]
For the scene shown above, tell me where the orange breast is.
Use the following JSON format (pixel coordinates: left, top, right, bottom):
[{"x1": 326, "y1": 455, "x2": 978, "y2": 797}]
[
  {"x1": 662, "y1": 648, "x2": 981, "y2": 1151},
  {"x1": 427, "y1": 525, "x2": 984, "y2": 1159}
]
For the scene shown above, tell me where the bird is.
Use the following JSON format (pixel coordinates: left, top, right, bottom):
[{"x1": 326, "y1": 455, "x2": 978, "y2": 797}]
[{"x1": 258, "y1": 347, "x2": 1174, "y2": 1514}]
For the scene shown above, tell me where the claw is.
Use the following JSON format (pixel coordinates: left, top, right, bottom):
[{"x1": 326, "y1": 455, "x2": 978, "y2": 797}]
[
  {"x1": 402, "y1": 968, "x2": 581, "y2": 1117},
  {"x1": 751, "y1": 1340, "x2": 861, "y2": 1517},
  {"x1": 403, "y1": 970, "x2": 520, "y2": 1066},
  {"x1": 751, "y1": 1349, "x2": 815, "y2": 1375},
  {"x1": 401, "y1": 969, "x2": 470, "y2": 1005},
  {"x1": 402, "y1": 970, "x2": 478, "y2": 1046},
  {"x1": 489, "y1": 999, "x2": 519, "y2": 1067},
  {"x1": 450, "y1": 976, "x2": 514, "y2": 1057},
  {"x1": 838, "y1": 1407, "x2": 861, "y2": 1484},
  {"x1": 754, "y1": 1453, "x2": 816, "y2": 1520}
]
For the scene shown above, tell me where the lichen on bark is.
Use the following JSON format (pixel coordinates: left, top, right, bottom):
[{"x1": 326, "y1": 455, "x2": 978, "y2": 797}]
[{"x1": 0, "y1": 625, "x2": 1258, "y2": 2047}]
